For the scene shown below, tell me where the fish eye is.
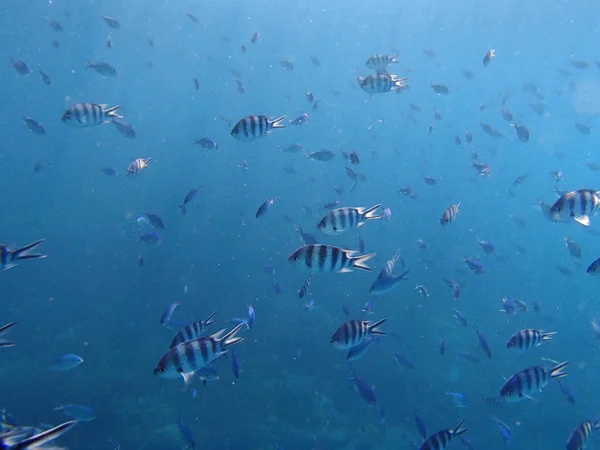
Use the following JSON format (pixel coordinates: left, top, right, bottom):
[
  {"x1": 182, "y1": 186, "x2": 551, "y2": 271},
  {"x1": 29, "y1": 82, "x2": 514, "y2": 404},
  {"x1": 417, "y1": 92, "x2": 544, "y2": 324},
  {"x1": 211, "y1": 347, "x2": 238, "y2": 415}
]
[
  {"x1": 157, "y1": 366, "x2": 165, "y2": 373},
  {"x1": 332, "y1": 226, "x2": 337, "y2": 231}
]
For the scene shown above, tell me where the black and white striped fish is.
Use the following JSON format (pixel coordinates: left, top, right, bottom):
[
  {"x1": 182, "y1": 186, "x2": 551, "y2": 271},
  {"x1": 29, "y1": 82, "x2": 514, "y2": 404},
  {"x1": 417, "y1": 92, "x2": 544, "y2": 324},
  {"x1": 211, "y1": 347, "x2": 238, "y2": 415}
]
[
  {"x1": 365, "y1": 54, "x2": 399, "y2": 72},
  {"x1": 419, "y1": 418, "x2": 467, "y2": 450},
  {"x1": 0, "y1": 420, "x2": 76, "y2": 449},
  {"x1": 440, "y1": 203, "x2": 460, "y2": 225},
  {"x1": 566, "y1": 419, "x2": 600, "y2": 450},
  {"x1": 358, "y1": 73, "x2": 408, "y2": 94},
  {"x1": 154, "y1": 324, "x2": 244, "y2": 385},
  {"x1": 298, "y1": 275, "x2": 313, "y2": 298},
  {"x1": 505, "y1": 329, "x2": 556, "y2": 353},
  {"x1": 61, "y1": 103, "x2": 122, "y2": 128},
  {"x1": 230, "y1": 115, "x2": 286, "y2": 141},
  {"x1": 287, "y1": 244, "x2": 376, "y2": 273},
  {"x1": 0, "y1": 321, "x2": 17, "y2": 348},
  {"x1": 549, "y1": 189, "x2": 600, "y2": 226},
  {"x1": 317, "y1": 204, "x2": 383, "y2": 235},
  {"x1": 500, "y1": 361, "x2": 568, "y2": 402},
  {"x1": 0, "y1": 239, "x2": 46, "y2": 271},
  {"x1": 169, "y1": 312, "x2": 218, "y2": 347},
  {"x1": 126, "y1": 158, "x2": 151, "y2": 175},
  {"x1": 330, "y1": 318, "x2": 386, "y2": 350}
]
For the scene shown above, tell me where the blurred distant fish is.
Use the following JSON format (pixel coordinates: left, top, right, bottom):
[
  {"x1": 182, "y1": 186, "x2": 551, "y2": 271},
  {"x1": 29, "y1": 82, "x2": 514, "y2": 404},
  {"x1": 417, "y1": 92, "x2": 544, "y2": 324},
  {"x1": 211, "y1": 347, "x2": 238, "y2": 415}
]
[
  {"x1": 179, "y1": 187, "x2": 201, "y2": 214},
  {"x1": 111, "y1": 118, "x2": 136, "y2": 138},
  {"x1": 575, "y1": 122, "x2": 592, "y2": 135},
  {"x1": 440, "y1": 203, "x2": 460, "y2": 225},
  {"x1": 61, "y1": 103, "x2": 122, "y2": 128},
  {"x1": 513, "y1": 173, "x2": 529, "y2": 186},
  {"x1": 186, "y1": 12, "x2": 199, "y2": 23},
  {"x1": 49, "y1": 353, "x2": 84, "y2": 371},
  {"x1": 48, "y1": 19, "x2": 63, "y2": 32},
  {"x1": 169, "y1": 312, "x2": 218, "y2": 348},
  {"x1": 483, "y1": 49, "x2": 496, "y2": 66},
  {"x1": 10, "y1": 59, "x2": 30, "y2": 75},
  {"x1": 349, "y1": 371, "x2": 377, "y2": 406},
  {"x1": 106, "y1": 34, "x2": 113, "y2": 48},
  {"x1": 136, "y1": 255, "x2": 144, "y2": 266},
  {"x1": 193, "y1": 77, "x2": 199, "y2": 89},
  {"x1": 160, "y1": 302, "x2": 180, "y2": 327},
  {"x1": 306, "y1": 150, "x2": 336, "y2": 161},
  {"x1": 564, "y1": 237, "x2": 582, "y2": 258},
  {"x1": 250, "y1": 31, "x2": 260, "y2": 43},
  {"x1": 256, "y1": 197, "x2": 277, "y2": 218},
  {"x1": 365, "y1": 53, "x2": 399, "y2": 72},
  {"x1": 511, "y1": 123, "x2": 530, "y2": 142},
  {"x1": 138, "y1": 231, "x2": 162, "y2": 246},
  {"x1": 126, "y1": 157, "x2": 151, "y2": 176},
  {"x1": 453, "y1": 309, "x2": 467, "y2": 327},
  {"x1": 415, "y1": 284, "x2": 429, "y2": 297},
  {"x1": 86, "y1": 60, "x2": 117, "y2": 77},
  {"x1": 231, "y1": 349, "x2": 240, "y2": 379},
  {"x1": 193, "y1": 137, "x2": 219, "y2": 151},
  {"x1": 557, "y1": 379, "x2": 575, "y2": 406},
  {"x1": 492, "y1": 417, "x2": 511, "y2": 443},
  {"x1": 500, "y1": 108, "x2": 513, "y2": 121},
  {"x1": 463, "y1": 257, "x2": 484, "y2": 274},
  {"x1": 430, "y1": 83, "x2": 449, "y2": 95},
  {"x1": 247, "y1": 305, "x2": 255, "y2": 329},
  {"x1": 445, "y1": 392, "x2": 467, "y2": 407},
  {"x1": 101, "y1": 15, "x2": 120, "y2": 28},
  {"x1": 414, "y1": 407, "x2": 427, "y2": 439},
  {"x1": 358, "y1": 73, "x2": 408, "y2": 94},
  {"x1": 480, "y1": 121, "x2": 503, "y2": 138},
  {"x1": 33, "y1": 160, "x2": 50, "y2": 172},
  {"x1": 231, "y1": 115, "x2": 286, "y2": 141},
  {"x1": 279, "y1": 59, "x2": 294, "y2": 71},
  {"x1": 39, "y1": 69, "x2": 51, "y2": 85},
  {"x1": 144, "y1": 211, "x2": 165, "y2": 230},
  {"x1": 294, "y1": 225, "x2": 318, "y2": 245},
  {"x1": 101, "y1": 167, "x2": 117, "y2": 176},
  {"x1": 22, "y1": 116, "x2": 45, "y2": 135},
  {"x1": 461, "y1": 70, "x2": 474, "y2": 79},
  {"x1": 1, "y1": 239, "x2": 46, "y2": 271},
  {"x1": 393, "y1": 352, "x2": 413, "y2": 369},
  {"x1": 309, "y1": 55, "x2": 320, "y2": 66},
  {"x1": 54, "y1": 403, "x2": 96, "y2": 421},
  {"x1": 289, "y1": 113, "x2": 308, "y2": 126},
  {"x1": 475, "y1": 326, "x2": 492, "y2": 358},
  {"x1": 177, "y1": 416, "x2": 196, "y2": 449}
]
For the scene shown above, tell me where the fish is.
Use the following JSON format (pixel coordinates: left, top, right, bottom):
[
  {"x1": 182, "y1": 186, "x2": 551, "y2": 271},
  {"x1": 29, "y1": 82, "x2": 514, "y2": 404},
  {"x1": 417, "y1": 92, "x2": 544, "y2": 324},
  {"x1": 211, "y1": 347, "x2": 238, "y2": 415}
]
[
  {"x1": 565, "y1": 420, "x2": 600, "y2": 450},
  {"x1": 22, "y1": 116, "x2": 45, "y2": 135},
  {"x1": 138, "y1": 231, "x2": 162, "y2": 246},
  {"x1": 61, "y1": 103, "x2": 122, "y2": 127},
  {"x1": 306, "y1": 150, "x2": 336, "y2": 161},
  {"x1": 461, "y1": 70, "x2": 474, "y2": 79},
  {"x1": 445, "y1": 392, "x2": 467, "y2": 407},
  {"x1": 317, "y1": 204, "x2": 383, "y2": 235},
  {"x1": 0, "y1": 321, "x2": 17, "y2": 348},
  {"x1": 48, "y1": 19, "x2": 63, "y2": 32},
  {"x1": 111, "y1": 118, "x2": 136, "y2": 138},
  {"x1": 282, "y1": 143, "x2": 303, "y2": 153},
  {"x1": 557, "y1": 379, "x2": 575, "y2": 406},
  {"x1": 144, "y1": 211, "x2": 165, "y2": 230},
  {"x1": 250, "y1": 31, "x2": 260, "y2": 43},
  {"x1": 475, "y1": 326, "x2": 492, "y2": 358},
  {"x1": 256, "y1": 198, "x2": 277, "y2": 218},
  {"x1": 423, "y1": 175, "x2": 438, "y2": 186},
  {"x1": 346, "y1": 337, "x2": 377, "y2": 361},
  {"x1": 500, "y1": 361, "x2": 568, "y2": 401},
  {"x1": 126, "y1": 158, "x2": 151, "y2": 175},
  {"x1": 11, "y1": 59, "x2": 30, "y2": 75},
  {"x1": 419, "y1": 419, "x2": 467, "y2": 450},
  {"x1": 231, "y1": 115, "x2": 286, "y2": 141},
  {"x1": 0, "y1": 239, "x2": 46, "y2": 271},
  {"x1": 414, "y1": 408, "x2": 427, "y2": 439},
  {"x1": 549, "y1": 189, "x2": 600, "y2": 226},
  {"x1": 480, "y1": 121, "x2": 503, "y2": 138},
  {"x1": 49, "y1": 353, "x2": 84, "y2": 371},
  {"x1": 358, "y1": 73, "x2": 408, "y2": 94},
  {"x1": 287, "y1": 244, "x2": 376, "y2": 273},
  {"x1": 231, "y1": 349, "x2": 240, "y2": 379},
  {"x1": 458, "y1": 351, "x2": 481, "y2": 363},
  {"x1": 370, "y1": 269, "x2": 410, "y2": 295},
  {"x1": 0, "y1": 420, "x2": 77, "y2": 448},
  {"x1": 169, "y1": 312, "x2": 218, "y2": 347},
  {"x1": 575, "y1": 122, "x2": 592, "y2": 135},
  {"x1": 430, "y1": 83, "x2": 449, "y2": 95},
  {"x1": 106, "y1": 34, "x2": 113, "y2": 48},
  {"x1": 298, "y1": 275, "x2": 313, "y2": 298},
  {"x1": 505, "y1": 329, "x2": 556, "y2": 352},
  {"x1": 309, "y1": 55, "x2": 320, "y2": 66},
  {"x1": 179, "y1": 187, "x2": 201, "y2": 214},
  {"x1": 464, "y1": 130, "x2": 473, "y2": 142},
  {"x1": 511, "y1": 123, "x2": 530, "y2": 142},
  {"x1": 476, "y1": 239, "x2": 495, "y2": 254},
  {"x1": 279, "y1": 59, "x2": 294, "y2": 71},
  {"x1": 330, "y1": 319, "x2": 386, "y2": 350},
  {"x1": 160, "y1": 302, "x2": 180, "y2": 327},
  {"x1": 453, "y1": 309, "x2": 467, "y2": 327},
  {"x1": 39, "y1": 69, "x2": 51, "y2": 85},
  {"x1": 365, "y1": 53, "x2": 399, "y2": 72},
  {"x1": 499, "y1": 297, "x2": 517, "y2": 315},
  {"x1": 101, "y1": 167, "x2": 117, "y2": 176},
  {"x1": 415, "y1": 284, "x2": 429, "y2": 297},
  {"x1": 193, "y1": 138, "x2": 218, "y2": 151},
  {"x1": 154, "y1": 324, "x2": 245, "y2": 386},
  {"x1": 101, "y1": 15, "x2": 120, "y2": 29},
  {"x1": 294, "y1": 225, "x2": 318, "y2": 245},
  {"x1": 586, "y1": 257, "x2": 600, "y2": 275},
  {"x1": 513, "y1": 173, "x2": 529, "y2": 186},
  {"x1": 177, "y1": 416, "x2": 196, "y2": 449},
  {"x1": 349, "y1": 370, "x2": 377, "y2": 406},
  {"x1": 53, "y1": 403, "x2": 96, "y2": 421},
  {"x1": 289, "y1": 113, "x2": 309, "y2": 126},
  {"x1": 193, "y1": 77, "x2": 199, "y2": 89},
  {"x1": 463, "y1": 257, "x2": 484, "y2": 274},
  {"x1": 186, "y1": 12, "x2": 199, "y2": 23},
  {"x1": 439, "y1": 339, "x2": 445, "y2": 356},
  {"x1": 440, "y1": 203, "x2": 460, "y2": 225},
  {"x1": 483, "y1": 49, "x2": 496, "y2": 66},
  {"x1": 247, "y1": 305, "x2": 255, "y2": 329},
  {"x1": 492, "y1": 417, "x2": 512, "y2": 443},
  {"x1": 86, "y1": 60, "x2": 117, "y2": 77},
  {"x1": 500, "y1": 108, "x2": 513, "y2": 121}
]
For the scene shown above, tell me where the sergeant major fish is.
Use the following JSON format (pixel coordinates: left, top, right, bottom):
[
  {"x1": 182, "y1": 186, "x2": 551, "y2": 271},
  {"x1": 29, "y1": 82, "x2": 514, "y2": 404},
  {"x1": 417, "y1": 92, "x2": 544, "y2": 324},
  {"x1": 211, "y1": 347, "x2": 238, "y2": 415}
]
[
  {"x1": 85, "y1": 60, "x2": 117, "y2": 77},
  {"x1": 22, "y1": 116, "x2": 45, "y2": 135},
  {"x1": 365, "y1": 53, "x2": 399, "y2": 72},
  {"x1": 169, "y1": 312, "x2": 218, "y2": 347},
  {"x1": 358, "y1": 73, "x2": 408, "y2": 94},
  {"x1": 0, "y1": 239, "x2": 46, "y2": 271},
  {"x1": 505, "y1": 329, "x2": 556, "y2": 352},
  {"x1": 126, "y1": 158, "x2": 151, "y2": 176},
  {"x1": 230, "y1": 115, "x2": 286, "y2": 141},
  {"x1": 419, "y1": 419, "x2": 467, "y2": 450},
  {"x1": 500, "y1": 361, "x2": 568, "y2": 401},
  {"x1": 317, "y1": 204, "x2": 383, "y2": 235},
  {"x1": 287, "y1": 244, "x2": 375, "y2": 273},
  {"x1": 330, "y1": 318, "x2": 386, "y2": 350},
  {"x1": 565, "y1": 419, "x2": 600, "y2": 450},
  {"x1": 61, "y1": 103, "x2": 122, "y2": 128},
  {"x1": 111, "y1": 118, "x2": 136, "y2": 138},
  {"x1": 549, "y1": 189, "x2": 600, "y2": 226},
  {"x1": 440, "y1": 203, "x2": 460, "y2": 225}
]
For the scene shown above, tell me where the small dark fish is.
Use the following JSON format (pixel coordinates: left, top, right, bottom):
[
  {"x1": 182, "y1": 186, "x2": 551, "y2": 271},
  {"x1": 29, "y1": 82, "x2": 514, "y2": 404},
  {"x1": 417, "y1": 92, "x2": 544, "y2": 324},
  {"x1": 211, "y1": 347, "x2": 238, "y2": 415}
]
[
  {"x1": 557, "y1": 379, "x2": 575, "y2": 405},
  {"x1": 454, "y1": 136, "x2": 461, "y2": 146},
  {"x1": 483, "y1": 49, "x2": 496, "y2": 67},
  {"x1": 570, "y1": 58, "x2": 592, "y2": 69},
  {"x1": 306, "y1": 150, "x2": 335, "y2": 161},
  {"x1": 160, "y1": 302, "x2": 180, "y2": 327},
  {"x1": 145, "y1": 211, "x2": 165, "y2": 230},
  {"x1": 309, "y1": 55, "x2": 320, "y2": 66},
  {"x1": 111, "y1": 118, "x2": 136, "y2": 138},
  {"x1": 564, "y1": 237, "x2": 582, "y2": 258},
  {"x1": 148, "y1": 38, "x2": 154, "y2": 47},
  {"x1": 458, "y1": 351, "x2": 481, "y2": 363},
  {"x1": 186, "y1": 12, "x2": 199, "y2": 23},
  {"x1": 289, "y1": 113, "x2": 308, "y2": 126},
  {"x1": 23, "y1": 116, "x2": 45, "y2": 135},
  {"x1": 294, "y1": 225, "x2": 318, "y2": 245},
  {"x1": 414, "y1": 407, "x2": 427, "y2": 439},
  {"x1": 423, "y1": 49, "x2": 435, "y2": 57},
  {"x1": 513, "y1": 173, "x2": 529, "y2": 186},
  {"x1": 106, "y1": 34, "x2": 113, "y2": 48},
  {"x1": 179, "y1": 187, "x2": 201, "y2": 214},
  {"x1": 430, "y1": 83, "x2": 449, "y2": 95},
  {"x1": 250, "y1": 31, "x2": 260, "y2": 43},
  {"x1": 557, "y1": 265, "x2": 572, "y2": 276},
  {"x1": 511, "y1": 123, "x2": 530, "y2": 142},
  {"x1": 480, "y1": 122, "x2": 503, "y2": 138},
  {"x1": 48, "y1": 19, "x2": 63, "y2": 32},
  {"x1": 530, "y1": 100, "x2": 547, "y2": 116},
  {"x1": 282, "y1": 143, "x2": 302, "y2": 153},
  {"x1": 500, "y1": 108, "x2": 513, "y2": 121},
  {"x1": 231, "y1": 349, "x2": 240, "y2": 379},
  {"x1": 483, "y1": 397, "x2": 503, "y2": 409},
  {"x1": 464, "y1": 130, "x2": 473, "y2": 142},
  {"x1": 240, "y1": 44, "x2": 247, "y2": 53},
  {"x1": 439, "y1": 338, "x2": 445, "y2": 356},
  {"x1": 423, "y1": 175, "x2": 438, "y2": 186},
  {"x1": 475, "y1": 326, "x2": 492, "y2": 358},
  {"x1": 177, "y1": 416, "x2": 196, "y2": 449},
  {"x1": 349, "y1": 371, "x2": 377, "y2": 406},
  {"x1": 86, "y1": 60, "x2": 117, "y2": 77},
  {"x1": 139, "y1": 231, "x2": 162, "y2": 246},
  {"x1": 136, "y1": 255, "x2": 145, "y2": 266},
  {"x1": 39, "y1": 69, "x2": 51, "y2": 85},
  {"x1": 11, "y1": 59, "x2": 30, "y2": 75},
  {"x1": 279, "y1": 59, "x2": 294, "y2": 71},
  {"x1": 33, "y1": 160, "x2": 50, "y2": 172},
  {"x1": 453, "y1": 309, "x2": 467, "y2": 327},
  {"x1": 193, "y1": 137, "x2": 218, "y2": 151},
  {"x1": 461, "y1": 70, "x2": 474, "y2": 79},
  {"x1": 256, "y1": 198, "x2": 277, "y2": 218},
  {"x1": 575, "y1": 122, "x2": 592, "y2": 135},
  {"x1": 509, "y1": 214, "x2": 525, "y2": 227},
  {"x1": 101, "y1": 15, "x2": 120, "y2": 29},
  {"x1": 51, "y1": 40, "x2": 60, "y2": 49},
  {"x1": 101, "y1": 167, "x2": 117, "y2": 176},
  {"x1": 193, "y1": 77, "x2": 199, "y2": 90}
]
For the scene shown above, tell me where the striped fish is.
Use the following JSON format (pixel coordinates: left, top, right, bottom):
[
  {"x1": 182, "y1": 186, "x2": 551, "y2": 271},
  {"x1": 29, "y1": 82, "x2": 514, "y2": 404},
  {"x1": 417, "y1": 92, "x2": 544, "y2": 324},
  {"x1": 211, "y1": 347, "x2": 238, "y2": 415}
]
[
  {"x1": 169, "y1": 312, "x2": 217, "y2": 348},
  {"x1": 126, "y1": 158, "x2": 151, "y2": 175},
  {"x1": 419, "y1": 419, "x2": 467, "y2": 450},
  {"x1": 330, "y1": 318, "x2": 386, "y2": 350},
  {"x1": 230, "y1": 115, "x2": 286, "y2": 141},
  {"x1": 566, "y1": 420, "x2": 600, "y2": 450},
  {"x1": 549, "y1": 189, "x2": 600, "y2": 226},
  {"x1": 287, "y1": 244, "x2": 376, "y2": 273},
  {"x1": 440, "y1": 203, "x2": 460, "y2": 225},
  {"x1": 505, "y1": 329, "x2": 556, "y2": 353},
  {"x1": 317, "y1": 204, "x2": 383, "y2": 235},
  {"x1": 500, "y1": 361, "x2": 568, "y2": 402},
  {"x1": 0, "y1": 420, "x2": 76, "y2": 449},
  {"x1": 358, "y1": 73, "x2": 408, "y2": 94},
  {"x1": 154, "y1": 323, "x2": 244, "y2": 385},
  {"x1": 0, "y1": 239, "x2": 46, "y2": 271},
  {"x1": 365, "y1": 54, "x2": 399, "y2": 72},
  {"x1": 61, "y1": 103, "x2": 122, "y2": 127},
  {"x1": 298, "y1": 275, "x2": 313, "y2": 298}
]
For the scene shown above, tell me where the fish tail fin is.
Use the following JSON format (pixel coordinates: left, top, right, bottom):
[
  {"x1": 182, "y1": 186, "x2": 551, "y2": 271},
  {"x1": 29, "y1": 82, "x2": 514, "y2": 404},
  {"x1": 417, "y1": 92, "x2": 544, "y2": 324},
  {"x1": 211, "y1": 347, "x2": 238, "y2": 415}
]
[
  {"x1": 362, "y1": 204, "x2": 383, "y2": 221},
  {"x1": 144, "y1": 157, "x2": 152, "y2": 164},
  {"x1": 390, "y1": 54, "x2": 400, "y2": 63},
  {"x1": 350, "y1": 252, "x2": 376, "y2": 271},
  {"x1": 269, "y1": 115, "x2": 286, "y2": 129},
  {"x1": 179, "y1": 205, "x2": 186, "y2": 215},
  {"x1": 452, "y1": 418, "x2": 467, "y2": 436},
  {"x1": 221, "y1": 323, "x2": 245, "y2": 348},
  {"x1": 13, "y1": 239, "x2": 46, "y2": 261},
  {"x1": 368, "y1": 318, "x2": 387, "y2": 335},
  {"x1": 104, "y1": 105, "x2": 123, "y2": 119},
  {"x1": 203, "y1": 311, "x2": 218, "y2": 328},
  {"x1": 394, "y1": 77, "x2": 409, "y2": 89},
  {"x1": 550, "y1": 361, "x2": 568, "y2": 379},
  {"x1": 16, "y1": 420, "x2": 77, "y2": 448},
  {"x1": 541, "y1": 331, "x2": 557, "y2": 342}
]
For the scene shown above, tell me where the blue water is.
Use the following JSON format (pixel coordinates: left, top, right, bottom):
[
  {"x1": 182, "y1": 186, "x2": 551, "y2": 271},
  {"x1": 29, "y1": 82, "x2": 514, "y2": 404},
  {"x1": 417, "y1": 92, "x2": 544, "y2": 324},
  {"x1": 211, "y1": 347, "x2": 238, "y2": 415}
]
[{"x1": 1, "y1": 0, "x2": 600, "y2": 449}]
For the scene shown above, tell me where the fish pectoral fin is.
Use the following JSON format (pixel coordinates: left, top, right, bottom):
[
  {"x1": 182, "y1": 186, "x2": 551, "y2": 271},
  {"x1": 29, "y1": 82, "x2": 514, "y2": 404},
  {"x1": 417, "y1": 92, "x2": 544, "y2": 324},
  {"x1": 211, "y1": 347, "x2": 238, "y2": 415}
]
[
  {"x1": 574, "y1": 215, "x2": 591, "y2": 226},
  {"x1": 2, "y1": 264, "x2": 17, "y2": 271},
  {"x1": 525, "y1": 395, "x2": 538, "y2": 402},
  {"x1": 338, "y1": 268, "x2": 353, "y2": 273},
  {"x1": 180, "y1": 371, "x2": 196, "y2": 389}
]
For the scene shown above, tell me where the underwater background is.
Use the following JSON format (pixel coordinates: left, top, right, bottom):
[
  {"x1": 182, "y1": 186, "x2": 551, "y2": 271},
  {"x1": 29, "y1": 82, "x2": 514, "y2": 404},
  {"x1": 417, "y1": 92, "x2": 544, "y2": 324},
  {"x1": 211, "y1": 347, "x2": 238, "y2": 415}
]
[{"x1": 1, "y1": 0, "x2": 600, "y2": 449}]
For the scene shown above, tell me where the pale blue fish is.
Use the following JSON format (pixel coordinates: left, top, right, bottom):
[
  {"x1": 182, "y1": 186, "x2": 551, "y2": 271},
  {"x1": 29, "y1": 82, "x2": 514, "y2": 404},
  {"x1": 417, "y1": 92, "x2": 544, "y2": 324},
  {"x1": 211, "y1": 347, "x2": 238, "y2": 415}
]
[
  {"x1": 247, "y1": 305, "x2": 255, "y2": 329},
  {"x1": 492, "y1": 416, "x2": 512, "y2": 443},
  {"x1": 49, "y1": 353, "x2": 84, "y2": 371},
  {"x1": 346, "y1": 337, "x2": 377, "y2": 361},
  {"x1": 177, "y1": 415, "x2": 196, "y2": 449},
  {"x1": 160, "y1": 301, "x2": 180, "y2": 327},
  {"x1": 53, "y1": 403, "x2": 96, "y2": 421},
  {"x1": 445, "y1": 392, "x2": 467, "y2": 408}
]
